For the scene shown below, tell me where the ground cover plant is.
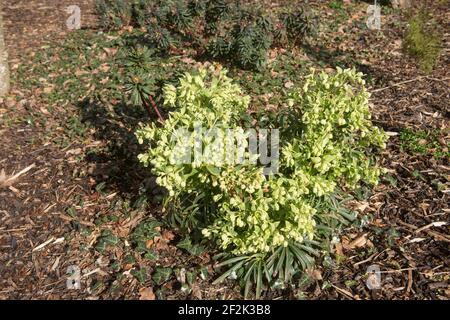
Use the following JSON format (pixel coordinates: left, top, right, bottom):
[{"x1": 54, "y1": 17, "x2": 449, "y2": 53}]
[{"x1": 0, "y1": 0, "x2": 448, "y2": 301}]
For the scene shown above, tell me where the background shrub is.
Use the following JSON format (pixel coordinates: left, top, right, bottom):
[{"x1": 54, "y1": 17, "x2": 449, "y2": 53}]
[
  {"x1": 404, "y1": 10, "x2": 442, "y2": 73},
  {"x1": 96, "y1": 0, "x2": 134, "y2": 30},
  {"x1": 280, "y1": 7, "x2": 318, "y2": 45},
  {"x1": 96, "y1": 0, "x2": 319, "y2": 70}
]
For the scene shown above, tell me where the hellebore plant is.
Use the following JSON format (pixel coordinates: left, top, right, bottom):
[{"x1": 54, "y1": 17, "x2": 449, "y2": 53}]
[{"x1": 136, "y1": 66, "x2": 388, "y2": 297}]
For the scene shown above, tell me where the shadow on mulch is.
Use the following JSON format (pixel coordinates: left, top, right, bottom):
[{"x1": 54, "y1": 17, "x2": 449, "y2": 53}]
[
  {"x1": 75, "y1": 98, "x2": 164, "y2": 203},
  {"x1": 302, "y1": 42, "x2": 393, "y2": 87}
]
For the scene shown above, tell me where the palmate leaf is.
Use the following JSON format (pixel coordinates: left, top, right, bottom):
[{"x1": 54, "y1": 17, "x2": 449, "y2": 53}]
[
  {"x1": 131, "y1": 218, "x2": 161, "y2": 258},
  {"x1": 131, "y1": 268, "x2": 147, "y2": 284},
  {"x1": 144, "y1": 251, "x2": 158, "y2": 260},
  {"x1": 95, "y1": 229, "x2": 120, "y2": 251},
  {"x1": 176, "y1": 236, "x2": 206, "y2": 256},
  {"x1": 153, "y1": 267, "x2": 173, "y2": 285},
  {"x1": 186, "y1": 270, "x2": 197, "y2": 285},
  {"x1": 176, "y1": 237, "x2": 193, "y2": 251}
]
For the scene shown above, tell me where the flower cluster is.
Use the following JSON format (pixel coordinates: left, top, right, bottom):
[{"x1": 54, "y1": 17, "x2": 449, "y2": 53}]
[{"x1": 136, "y1": 66, "x2": 387, "y2": 255}]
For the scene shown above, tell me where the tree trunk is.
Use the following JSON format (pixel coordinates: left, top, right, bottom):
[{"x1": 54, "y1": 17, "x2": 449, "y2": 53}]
[{"x1": 0, "y1": 4, "x2": 10, "y2": 97}]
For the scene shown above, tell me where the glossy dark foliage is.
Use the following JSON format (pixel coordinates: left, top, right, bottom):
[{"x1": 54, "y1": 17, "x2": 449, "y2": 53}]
[
  {"x1": 96, "y1": 0, "x2": 319, "y2": 70},
  {"x1": 281, "y1": 7, "x2": 319, "y2": 45}
]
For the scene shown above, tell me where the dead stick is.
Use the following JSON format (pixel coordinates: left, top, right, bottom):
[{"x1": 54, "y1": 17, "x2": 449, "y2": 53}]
[
  {"x1": 406, "y1": 269, "x2": 413, "y2": 294},
  {"x1": 371, "y1": 76, "x2": 450, "y2": 93},
  {"x1": 0, "y1": 163, "x2": 36, "y2": 188},
  {"x1": 397, "y1": 220, "x2": 450, "y2": 242},
  {"x1": 371, "y1": 77, "x2": 426, "y2": 93}
]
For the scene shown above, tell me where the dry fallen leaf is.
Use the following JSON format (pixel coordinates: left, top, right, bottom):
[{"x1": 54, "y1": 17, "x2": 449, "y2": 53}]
[
  {"x1": 284, "y1": 81, "x2": 294, "y2": 89},
  {"x1": 162, "y1": 230, "x2": 175, "y2": 242},
  {"x1": 103, "y1": 47, "x2": 118, "y2": 56},
  {"x1": 145, "y1": 239, "x2": 154, "y2": 249},
  {"x1": 153, "y1": 236, "x2": 169, "y2": 250},
  {"x1": 307, "y1": 268, "x2": 323, "y2": 281},
  {"x1": 345, "y1": 233, "x2": 368, "y2": 250},
  {"x1": 117, "y1": 212, "x2": 146, "y2": 237},
  {"x1": 123, "y1": 263, "x2": 134, "y2": 271},
  {"x1": 43, "y1": 87, "x2": 53, "y2": 94},
  {"x1": 66, "y1": 148, "x2": 83, "y2": 156},
  {"x1": 191, "y1": 284, "x2": 202, "y2": 299},
  {"x1": 372, "y1": 219, "x2": 386, "y2": 227},
  {"x1": 180, "y1": 57, "x2": 196, "y2": 64},
  {"x1": 139, "y1": 287, "x2": 156, "y2": 300},
  {"x1": 335, "y1": 242, "x2": 344, "y2": 256},
  {"x1": 348, "y1": 200, "x2": 370, "y2": 213}
]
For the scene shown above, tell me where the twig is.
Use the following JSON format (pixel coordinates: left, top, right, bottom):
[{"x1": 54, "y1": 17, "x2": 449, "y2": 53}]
[
  {"x1": 406, "y1": 269, "x2": 413, "y2": 294},
  {"x1": 0, "y1": 227, "x2": 32, "y2": 233},
  {"x1": 41, "y1": 279, "x2": 65, "y2": 289},
  {"x1": 353, "y1": 252, "x2": 378, "y2": 267},
  {"x1": 425, "y1": 76, "x2": 450, "y2": 83},
  {"x1": 0, "y1": 163, "x2": 36, "y2": 188},
  {"x1": 415, "y1": 221, "x2": 446, "y2": 234},
  {"x1": 397, "y1": 220, "x2": 450, "y2": 242},
  {"x1": 81, "y1": 268, "x2": 102, "y2": 278},
  {"x1": 331, "y1": 284, "x2": 359, "y2": 300},
  {"x1": 371, "y1": 77, "x2": 426, "y2": 93},
  {"x1": 32, "y1": 237, "x2": 55, "y2": 252},
  {"x1": 380, "y1": 267, "x2": 416, "y2": 274},
  {"x1": 371, "y1": 76, "x2": 450, "y2": 93}
]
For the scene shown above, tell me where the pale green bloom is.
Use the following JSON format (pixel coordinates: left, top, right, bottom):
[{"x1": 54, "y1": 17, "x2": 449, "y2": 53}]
[{"x1": 136, "y1": 66, "x2": 388, "y2": 256}]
